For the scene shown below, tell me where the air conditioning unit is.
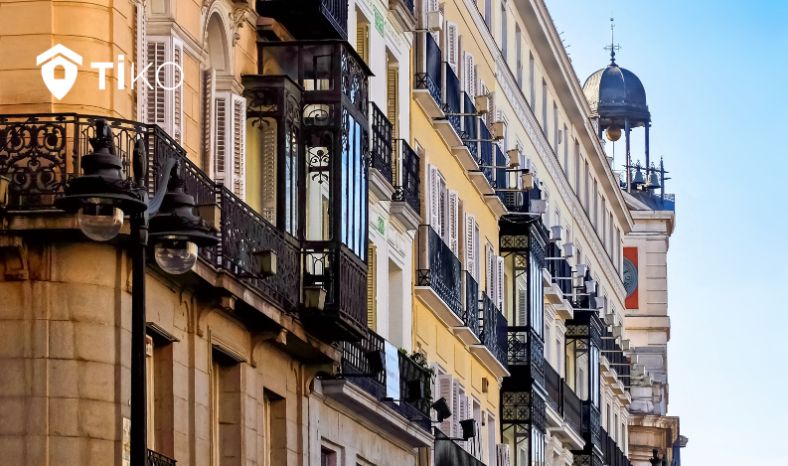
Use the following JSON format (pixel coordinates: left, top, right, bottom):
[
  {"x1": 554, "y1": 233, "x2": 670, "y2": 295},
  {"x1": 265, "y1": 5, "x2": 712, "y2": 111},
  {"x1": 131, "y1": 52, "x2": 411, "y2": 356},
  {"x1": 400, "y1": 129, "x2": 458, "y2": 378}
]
[
  {"x1": 592, "y1": 295, "x2": 607, "y2": 309},
  {"x1": 603, "y1": 311, "x2": 615, "y2": 325},
  {"x1": 427, "y1": 11, "x2": 444, "y2": 32},
  {"x1": 549, "y1": 225, "x2": 564, "y2": 242},
  {"x1": 529, "y1": 199, "x2": 547, "y2": 214},
  {"x1": 585, "y1": 279, "x2": 597, "y2": 294},
  {"x1": 474, "y1": 94, "x2": 491, "y2": 114},
  {"x1": 490, "y1": 121, "x2": 506, "y2": 140},
  {"x1": 612, "y1": 325, "x2": 623, "y2": 339},
  {"x1": 521, "y1": 172, "x2": 535, "y2": 190},
  {"x1": 621, "y1": 339, "x2": 631, "y2": 351},
  {"x1": 574, "y1": 263, "x2": 588, "y2": 277},
  {"x1": 562, "y1": 242, "x2": 575, "y2": 258},
  {"x1": 506, "y1": 148, "x2": 520, "y2": 163}
]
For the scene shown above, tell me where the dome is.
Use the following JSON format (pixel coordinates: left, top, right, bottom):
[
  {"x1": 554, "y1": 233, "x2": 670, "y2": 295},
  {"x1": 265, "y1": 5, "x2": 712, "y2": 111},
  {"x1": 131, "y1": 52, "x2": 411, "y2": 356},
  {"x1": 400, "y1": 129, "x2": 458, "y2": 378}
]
[{"x1": 583, "y1": 63, "x2": 650, "y2": 126}]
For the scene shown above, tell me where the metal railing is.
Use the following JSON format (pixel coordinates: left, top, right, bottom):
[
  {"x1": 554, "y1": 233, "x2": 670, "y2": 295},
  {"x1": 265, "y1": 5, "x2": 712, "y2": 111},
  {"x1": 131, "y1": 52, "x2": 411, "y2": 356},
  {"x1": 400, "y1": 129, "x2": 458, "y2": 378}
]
[
  {"x1": 463, "y1": 272, "x2": 481, "y2": 337},
  {"x1": 370, "y1": 103, "x2": 394, "y2": 184},
  {"x1": 602, "y1": 326, "x2": 630, "y2": 388},
  {"x1": 443, "y1": 63, "x2": 462, "y2": 135},
  {"x1": 398, "y1": 351, "x2": 433, "y2": 419},
  {"x1": 494, "y1": 145, "x2": 507, "y2": 189},
  {"x1": 563, "y1": 380, "x2": 583, "y2": 436},
  {"x1": 545, "y1": 243, "x2": 573, "y2": 296},
  {"x1": 544, "y1": 363, "x2": 563, "y2": 414},
  {"x1": 0, "y1": 113, "x2": 301, "y2": 312},
  {"x1": 417, "y1": 225, "x2": 463, "y2": 318},
  {"x1": 434, "y1": 429, "x2": 486, "y2": 466},
  {"x1": 506, "y1": 326, "x2": 528, "y2": 366},
  {"x1": 393, "y1": 139, "x2": 420, "y2": 214},
  {"x1": 319, "y1": 0, "x2": 348, "y2": 38},
  {"x1": 478, "y1": 123, "x2": 495, "y2": 186},
  {"x1": 415, "y1": 33, "x2": 442, "y2": 105},
  {"x1": 461, "y1": 93, "x2": 478, "y2": 159},
  {"x1": 479, "y1": 293, "x2": 508, "y2": 366},
  {"x1": 147, "y1": 449, "x2": 176, "y2": 466}
]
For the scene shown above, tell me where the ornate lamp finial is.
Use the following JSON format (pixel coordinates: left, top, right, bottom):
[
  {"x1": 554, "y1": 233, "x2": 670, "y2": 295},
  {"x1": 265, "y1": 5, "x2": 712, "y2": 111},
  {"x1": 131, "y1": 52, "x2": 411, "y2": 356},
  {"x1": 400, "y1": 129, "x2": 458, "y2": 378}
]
[{"x1": 604, "y1": 17, "x2": 621, "y2": 65}]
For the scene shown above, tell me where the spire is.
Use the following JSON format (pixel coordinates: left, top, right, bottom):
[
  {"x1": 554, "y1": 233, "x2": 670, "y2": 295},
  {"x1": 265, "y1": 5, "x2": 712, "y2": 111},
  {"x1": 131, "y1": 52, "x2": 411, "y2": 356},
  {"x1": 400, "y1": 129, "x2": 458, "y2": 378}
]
[{"x1": 604, "y1": 17, "x2": 621, "y2": 65}]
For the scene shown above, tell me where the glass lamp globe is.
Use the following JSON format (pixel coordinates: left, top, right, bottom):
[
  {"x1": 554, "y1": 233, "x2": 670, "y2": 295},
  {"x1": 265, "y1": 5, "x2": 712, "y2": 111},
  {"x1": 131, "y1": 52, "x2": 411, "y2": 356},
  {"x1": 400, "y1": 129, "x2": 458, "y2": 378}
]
[
  {"x1": 154, "y1": 236, "x2": 198, "y2": 275},
  {"x1": 605, "y1": 126, "x2": 622, "y2": 142},
  {"x1": 77, "y1": 197, "x2": 124, "y2": 241}
]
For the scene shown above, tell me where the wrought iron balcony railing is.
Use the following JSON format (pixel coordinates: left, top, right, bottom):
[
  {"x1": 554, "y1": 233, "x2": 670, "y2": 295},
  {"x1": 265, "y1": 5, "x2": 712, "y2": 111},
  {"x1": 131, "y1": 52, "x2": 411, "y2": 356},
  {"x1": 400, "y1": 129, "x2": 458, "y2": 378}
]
[
  {"x1": 563, "y1": 380, "x2": 583, "y2": 436},
  {"x1": 370, "y1": 102, "x2": 394, "y2": 184},
  {"x1": 478, "y1": 123, "x2": 495, "y2": 186},
  {"x1": 443, "y1": 63, "x2": 462, "y2": 136},
  {"x1": 339, "y1": 327, "x2": 432, "y2": 425},
  {"x1": 393, "y1": 140, "x2": 421, "y2": 214},
  {"x1": 544, "y1": 363, "x2": 563, "y2": 415},
  {"x1": 506, "y1": 326, "x2": 528, "y2": 366},
  {"x1": 147, "y1": 449, "x2": 176, "y2": 466},
  {"x1": 0, "y1": 113, "x2": 301, "y2": 311},
  {"x1": 434, "y1": 429, "x2": 486, "y2": 466},
  {"x1": 415, "y1": 32, "x2": 442, "y2": 106},
  {"x1": 602, "y1": 429, "x2": 632, "y2": 466},
  {"x1": 479, "y1": 293, "x2": 508, "y2": 366},
  {"x1": 463, "y1": 272, "x2": 481, "y2": 337},
  {"x1": 494, "y1": 145, "x2": 507, "y2": 190},
  {"x1": 417, "y1": 225, "x2": 463, "y2": 318},
  {"x1": 461, "y1": 93, "x2": 478, "y2": 159}
]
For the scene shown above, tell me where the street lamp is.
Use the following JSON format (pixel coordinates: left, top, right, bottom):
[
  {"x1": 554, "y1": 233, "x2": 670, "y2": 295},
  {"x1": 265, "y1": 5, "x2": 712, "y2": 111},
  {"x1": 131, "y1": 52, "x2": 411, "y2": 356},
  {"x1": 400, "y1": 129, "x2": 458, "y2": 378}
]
[{"x1": 56, "y1": 119, "x2": 218, "y2": 466}]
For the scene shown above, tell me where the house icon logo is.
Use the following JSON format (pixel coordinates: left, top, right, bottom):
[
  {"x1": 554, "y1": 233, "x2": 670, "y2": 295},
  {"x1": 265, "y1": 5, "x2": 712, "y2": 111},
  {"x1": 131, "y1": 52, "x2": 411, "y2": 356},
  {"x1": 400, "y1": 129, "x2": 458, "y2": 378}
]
[{"x1": 36, "y1": 44, "x2": 83, "y2": 100}]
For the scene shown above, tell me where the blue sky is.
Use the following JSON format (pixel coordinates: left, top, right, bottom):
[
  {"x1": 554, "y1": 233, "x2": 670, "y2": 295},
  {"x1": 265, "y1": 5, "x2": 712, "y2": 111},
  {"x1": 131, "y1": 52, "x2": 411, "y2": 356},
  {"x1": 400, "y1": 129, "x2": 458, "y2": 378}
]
[{"x1": 546, "y1": 1, "x2": 788, "y2": 464}]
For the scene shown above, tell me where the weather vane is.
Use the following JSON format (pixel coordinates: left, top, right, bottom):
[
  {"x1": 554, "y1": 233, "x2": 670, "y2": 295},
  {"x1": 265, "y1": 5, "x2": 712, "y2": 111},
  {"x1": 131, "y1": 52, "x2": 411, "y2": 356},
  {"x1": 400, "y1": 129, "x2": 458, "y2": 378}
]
[{"x1": 604, "y1": 17, "x2": 621, "y2": 64}]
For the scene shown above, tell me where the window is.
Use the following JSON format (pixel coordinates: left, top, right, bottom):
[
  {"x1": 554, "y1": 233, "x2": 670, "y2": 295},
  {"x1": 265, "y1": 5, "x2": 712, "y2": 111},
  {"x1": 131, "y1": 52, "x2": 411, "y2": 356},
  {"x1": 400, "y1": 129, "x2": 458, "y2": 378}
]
[
  {"x1": 387, "y1": 53, "x2": 399, "y2": 141},
  {"x1": 573, "y1": 141, "x2": 580, "y2": 193},
  {"x1": 145, "y1": 35, "x2": 183, "y2": 143},
  {"x1": 367, "y1": 245, "x2": 377, "y2": 330},
  {"x1": 500, "y1": 2, "x2": 508, "y2": 60},
  {"x1": 583, "y1": 160, "x2": 590, "y2": 211},
  {"x1": 553, "y1": 103, "x2": 559, "y2": 150},
  {"x1": 145, "y1": 333, "x2": 174, "y2": 455},
  {"x1": 590, "y1": 179, "x2": 597, "y2": 227},
  {"x1": 447, "y1": 23, "x2": 459, "y2": 72},
  {"x1": 214, "y1": 91, "x2": 247, "y2": 198},
  {"x1": 528, "y1": 52, "x2": 535, "y2": 106},
  {"x1": 529, "y1": 248, "x2": 543, "y2": 337},
  {"x1": 211, "y1": 349, "x2": 241, "y2": 466},
  {"x1": 541, "y1": 80, "x2": 548, "y2": 133},
  {"x1": 265, "y1": 389, "x2": 287, "y2": 465},
  {"x1": 563, "y1": 125, "x2": 569, "y2": 172},
  {"x1": 428, "y1": 165, "x2": 459, "y2": 255},
  {"x1": 515, "y1": 25, "x2": 522, "y2": 87},
  {"x1": 355, "y1": 12, "x2": 369, "y2": 63},
  {"x1": 484, "y1": 0, "x2": 493, "y2": 30},
  {"x1": 321, "y1": 447, "x2": 338, "y2": 466},
  {"x1": 339, "y1": 112, "x2": 367, "y2": 258}
]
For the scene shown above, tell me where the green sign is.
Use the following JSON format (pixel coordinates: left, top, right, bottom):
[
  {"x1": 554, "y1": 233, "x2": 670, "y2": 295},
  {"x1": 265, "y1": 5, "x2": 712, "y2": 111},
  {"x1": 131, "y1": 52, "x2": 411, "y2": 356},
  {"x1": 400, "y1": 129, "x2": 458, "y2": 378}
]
[{"x1": 374, "y1": 8, "x2": 385, "y2": 35}]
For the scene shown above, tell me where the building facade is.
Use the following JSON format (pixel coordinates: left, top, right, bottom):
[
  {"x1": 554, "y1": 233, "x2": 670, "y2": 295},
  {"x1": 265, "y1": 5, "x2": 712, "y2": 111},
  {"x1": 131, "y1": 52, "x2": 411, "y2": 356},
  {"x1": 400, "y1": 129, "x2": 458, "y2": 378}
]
[{"x1": 0, "y1": 0, "x2": 683, "y2": 465}]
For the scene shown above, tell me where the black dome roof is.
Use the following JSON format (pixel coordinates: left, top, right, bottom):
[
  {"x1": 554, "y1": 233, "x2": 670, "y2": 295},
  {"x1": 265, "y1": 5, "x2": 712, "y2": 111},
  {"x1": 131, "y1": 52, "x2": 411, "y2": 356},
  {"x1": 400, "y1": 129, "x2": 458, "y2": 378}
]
[{"x1": 583, "y1": 63, "x2": 650, "y2": 126}]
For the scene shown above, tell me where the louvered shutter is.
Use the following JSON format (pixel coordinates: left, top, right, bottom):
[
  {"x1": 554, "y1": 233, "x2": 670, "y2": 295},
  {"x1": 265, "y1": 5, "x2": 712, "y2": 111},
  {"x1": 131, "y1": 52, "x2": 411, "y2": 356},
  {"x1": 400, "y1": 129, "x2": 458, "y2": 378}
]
[
  {"x1": 367, "y1": 245, "x2": 377, "y2": 330},
  {"x1": 231, "y1": 94, "x2": 246, "y2": 198},
  {"x1": 387, "y1": 65, "x2": 399, "y2": 142},
  {"x1": 172, "y1": 38, "x2": 183, "y2": 143},
  {"x1": 496, "y1": 255, "x2": 505, "y2": 310},
  {"x1": 465, "y1": 213, "x2": 476, "y2": 276},
  {"x1": 446, "y1": 23, "x2": 458, "y2": 71},
  {"x1": 145, "y1": 36, "x2": 183, "y2": 143},
  {"x1": 473, "y1": 223, "x2": 480, "y2": 280},
  {"x1": 496, "y1": 443, "x2": 511, "y2": 466},
  {"x1": 517, "y1": 290, "x2": 527, "y2": 327},
  {"x1": 356, "y1": 22, "x2": 369, "y2": 63},
  {"x1": 201, "y1": 69, "x2": 215, "y2": 175},
  {"x1": 437, "y1": 374, "x2": 454, "y2": 436},
  {"x1": 457, "y1": 390, "x2": 468, "y2": 450},
  {"x1": 451, "y1": 379, "x2": 462, "y2": 439},
  {"x1": 487, "y1": 90, "x2": 496, "y2": 127},
  {"x1": 471, "y1": 61, "x2": 478, "y2": 97},
  {"x1": 429, "y1": 165, "x2": 442, "y2": 233},
  {"x1": 134, "y1": 2, "x2": 147, "y2": 121},
  {"x1": 214, "y1": 92, "x2": 230, "y2": 185},
  {"x1": 448, "y1": 190, "x2": 459, "y2": 255},
  {"x1": 486, "y1": 244, "x2": 494, "y2": 297},
  {"x1": 145, "y1": 39, "x2": 167, "y2": 127}
]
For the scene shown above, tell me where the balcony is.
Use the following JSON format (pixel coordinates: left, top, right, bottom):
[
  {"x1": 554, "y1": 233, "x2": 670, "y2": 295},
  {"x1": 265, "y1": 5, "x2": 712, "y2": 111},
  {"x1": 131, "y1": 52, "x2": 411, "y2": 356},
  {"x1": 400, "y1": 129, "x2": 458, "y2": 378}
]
[
  {"x1": 563, "y1": 380, "x2": 583, "y2": 437},
  {"x1": 0, "y1": 113, "x2": 301, "y2": 311},
  {"x1": 257, "y1": 0, "x2": 348, "y2": 40},
  {"x1": 369, "y1": 102, "x2": 395, "y2": 198},
  {"x1": 433, "y1": 63, "x2": 464, "y2": 151},
  {"x1": 544, "y1": 363, "x2": 562, "y2": 415},
  {"x1": 471, "y1": 293, "x2": 509, "y2": 376},
  {"x1": 147, "y1": 449, "x2": 176, "y2": 466},
  {"x1": 434, "y1": 429, "x2": 486, "y2": 466},
  {"x1": 602, "y1": 429, "x2": 632, "y2": 466},
  {"x1": 454, "y1": 272, "x2": 481, "y2": 345},
  {"x1": 414, "y1": 32, "x2": 443, "y2": 117},
  {"x1": 416, "y1": 225, "x2": 463, "y2": 327},
  {"x1": 392, "y1": 139, "x2": 421, "y2": 216},
  {"x1": 476, "y1": 123, "x2": 496, "y2": 191},
  {"x1": 461, "y1": 93, "x2": 478, "y2": 161}
]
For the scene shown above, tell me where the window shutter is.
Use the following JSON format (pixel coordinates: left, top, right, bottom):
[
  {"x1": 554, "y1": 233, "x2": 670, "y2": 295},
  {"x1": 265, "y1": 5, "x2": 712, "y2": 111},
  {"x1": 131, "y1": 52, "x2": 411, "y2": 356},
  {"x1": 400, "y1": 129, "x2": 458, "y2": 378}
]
[
  {"x1": 201, "y1": 69, "x2": 215, "y2": 175},
  {"x1": 448, "y1": 190, "x2": 459, "y2": 255},
  {"x1": 145, "y1": 36, "x2": 183, "y2": 143},
  {"x1": 172, "y1": 38, "x2": 183, "y2": 143},
  {"x1": 457, "y1": 390, "x2": 468, "y2": 450},
  {"x1": 451, "y1": 379, "x2": 462, "y2": 438},
  {"x1": 214, "y1": 92, "x2": 230, "y2": 185},
  {"x1": 471, "y1": 60, "x2": 477, "y2": 96},
  {"x1": 429, "y1": 165, "x2": 442, "y2": 233},
  {"x1": 367, "y1": 245, "x2": 377, "y2": 330},
  {"x1": 465, "y1": 213, "x2": 476, "y2": 276},
  {"x1": 387, "y1": 63, "x2": 399, "y2": 142},
  {"x1": 134, "y1": 2, "x2": 147, "y2": 121},
  {"x1": 231, "y1": 94, "x2": 246, "y2": 199},
  {"x1": 473, "y1": 223, "x2": 480, "y2": 281},
  {"x1": 496, "y1": 255, "x2": 505, "y2": 310},
  {"x1": 486, "y1": 243, "x2": 494, "y2": 297},
  {"x1": 356, "y1": 21, "x2": 369, "y2": 64},
  {"x1": 437, "y1": 374, "x2": 454, "y2": 436},
  {"x1": 517, "y1": 289, "x2": 527, "y2": 327},
  {"x1": 145, "y1": 39, "x2": 167, "y2": 127},
  {"x1": 447, "y1": 23, "x2": 458, "y2": 71}
]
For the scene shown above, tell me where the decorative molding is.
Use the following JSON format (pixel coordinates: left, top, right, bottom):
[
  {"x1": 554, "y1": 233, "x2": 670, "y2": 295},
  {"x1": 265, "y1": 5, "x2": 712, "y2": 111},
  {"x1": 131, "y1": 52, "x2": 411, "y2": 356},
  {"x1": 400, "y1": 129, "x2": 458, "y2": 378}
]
[{"x1": 229, "y1": 7, "x2": 250, "y2": 45}]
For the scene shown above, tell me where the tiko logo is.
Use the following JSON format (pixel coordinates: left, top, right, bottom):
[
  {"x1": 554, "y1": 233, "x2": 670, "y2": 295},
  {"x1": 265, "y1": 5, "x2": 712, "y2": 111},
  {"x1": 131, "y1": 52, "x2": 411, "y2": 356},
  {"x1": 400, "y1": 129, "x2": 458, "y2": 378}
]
[
  {"x1": 36, "y1": 44, "x2": 183, "y2": 100},
  {"x1": 37, "y1": 44, "x2": 83, "y2": 100}
]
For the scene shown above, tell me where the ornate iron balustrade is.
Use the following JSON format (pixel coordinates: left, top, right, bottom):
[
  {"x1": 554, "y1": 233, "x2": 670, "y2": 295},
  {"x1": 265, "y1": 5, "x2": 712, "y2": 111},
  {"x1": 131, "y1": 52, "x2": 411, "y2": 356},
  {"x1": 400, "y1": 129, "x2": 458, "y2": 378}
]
[
  {"x1": 398, "y1": 351, "x2": 432, "y2": 419},
  {"x1": 341, "y1": 327, "x2": 386, "y2": 398},
  {"x1": 434, "y1": 429, "x2": 486, "y2": 466},
  {"x1": 393, "y1": 140, "x2": 420, "y2": 214},
  {"x1": 0, "y1": 113, "x2": 300, "y2": 312},
  {"x1": 479, "y1": 293, "x2": 508, "y2": 366},
  {"x1": 443, "y1": 63, "x2": 462, "y2": 136},
  {"x1": 506, "y1": 326, "x2": 528, "y2": 366},
  {"x1": 463, "y1": 272, "x2": 481, "y2": 337},
  {"x1": 256, "y1": 0, "x2": 348, "y2": 39},
  {"x1": 494, "y1": 145, "x2": 507, "y2": 189},
  {"x1": 461, "y1": 93, "x2": 478, "y2": 159},
  {"x1": 147, "y1": 449, "x2": 176, "y2": 466},
  {"x1": 370, "y1": 103, "x2": 394, "y2": 184},
  {"x1": 415, "y1": 32, "x2": 442, "y2": 105},
  {"x1": 544, "y1": 363, "x2": 562, "y2": 414},
  {"x1": 563, "y1": 380, "x2": 583, "y2": 436},
  {"x1": 417, "y1": 225, "x2": 463, "y2": 318}
]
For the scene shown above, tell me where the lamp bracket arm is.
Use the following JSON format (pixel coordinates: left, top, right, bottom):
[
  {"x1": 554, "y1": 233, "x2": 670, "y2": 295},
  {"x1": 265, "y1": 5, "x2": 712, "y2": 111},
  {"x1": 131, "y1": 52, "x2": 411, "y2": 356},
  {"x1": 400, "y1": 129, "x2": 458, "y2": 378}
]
[{"x1": 147, "y1": 158, "x2": 179, "y2": 217}]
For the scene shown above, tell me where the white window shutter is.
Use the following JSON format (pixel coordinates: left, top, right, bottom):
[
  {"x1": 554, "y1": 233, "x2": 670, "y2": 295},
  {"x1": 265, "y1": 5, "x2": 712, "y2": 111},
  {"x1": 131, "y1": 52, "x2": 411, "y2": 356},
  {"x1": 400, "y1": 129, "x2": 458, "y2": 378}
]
[
  {"x1": 451, "y1": 379, "x2": 461, "y2": 438},
  {"x1": 465, "y1": 213, "x2": 475, "y2": 276},
  {"x1": 214, "y1": 92, "x2": 230, "y2": 186},
  {"x1": 470, "y1": 59, "x2": 477, "y2": 96},
  {"x1": 145, "y1": 35, "x2": 183, "y2": 144},
  {"x1": 496, "y1": 443, "x2": 511, "y2": 466},
  {"x1": 429, "y1": 165, "x2": 439, "y2": 229},
  {"x1": 172, "y1": 38, "x2": 183, "y2": 143},
  {"x1": 231, "y1": 94, "x2": 246, "y2": 199},
  {"x1": 201, "y1": 69, "x2": 216, "y2": 176},
  {"x1": 447, "y1": 23, "x2": 458, "y2": 71},
  {"x1": 437, "y1": 374, "x2": 454, "y2": 436},
  {"x1": 473, "y1": 223, "x2": 480, "y2": 281},
  {"x1": 145, "y1": 38, "x2": 167, "y2": 127},
  {"x1": 448, "y1": 190, "x2": 459, "y2": 255},
  {"x1": 486, "y1": 244, "x2": 494, "y2": 297},
  {"x1": 517, "y1": 289, "x2": 527, "y2": 327},
  {"x1": 496, "y1": 255, "x2": 505, "y2": 310},
  {"x1": 135, "y1": 1, "x2": 147, "y2": 121},
  {"x1": 457, "y1": 391, "x2": 468, "y2": 450}
]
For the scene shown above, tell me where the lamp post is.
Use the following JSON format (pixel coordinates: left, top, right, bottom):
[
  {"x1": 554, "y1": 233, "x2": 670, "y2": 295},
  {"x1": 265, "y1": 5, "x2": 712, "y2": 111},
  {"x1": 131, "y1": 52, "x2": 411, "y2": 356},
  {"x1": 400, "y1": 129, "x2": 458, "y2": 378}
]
[{"x1": 56, "y1": 119, "x2": 218, "y2": 466}]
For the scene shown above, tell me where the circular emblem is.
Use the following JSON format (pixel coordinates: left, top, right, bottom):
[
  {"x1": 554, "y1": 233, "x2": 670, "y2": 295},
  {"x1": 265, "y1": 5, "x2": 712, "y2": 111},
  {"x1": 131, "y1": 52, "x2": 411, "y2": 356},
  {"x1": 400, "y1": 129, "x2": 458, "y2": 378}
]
[{"x1": 623, "y1": 257, "x2": 638, "y2": 297}]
